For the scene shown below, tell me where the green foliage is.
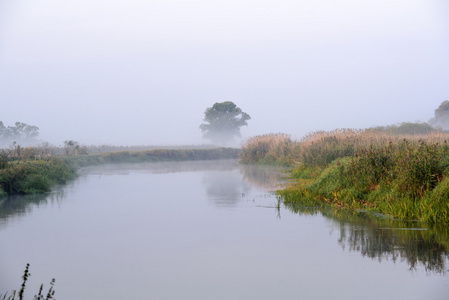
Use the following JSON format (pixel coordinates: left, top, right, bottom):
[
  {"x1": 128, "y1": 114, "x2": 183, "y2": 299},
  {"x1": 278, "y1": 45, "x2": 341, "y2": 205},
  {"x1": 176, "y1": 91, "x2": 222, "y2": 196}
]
[
  {"x1": 278, "y1": 140, "x2": 449, "y2": 223},
  {"x1": 343, "y1": 141, "x2": 449, "y2": 200},
  {"x1": 200, "y1": 101, "x2": 251, "y2": 144},
  {"x1": 245, "y1": 130, "x2": 449, "y2": 223},
  {"x1": 421, "y1": 177, "x2": 449, "y2": 224},
  {"x1": 0, "y1": 160, "x2": 76, "y2": 196},
  {"x1": 0, "y1": 156, "x2": 8, "y2": 169}
]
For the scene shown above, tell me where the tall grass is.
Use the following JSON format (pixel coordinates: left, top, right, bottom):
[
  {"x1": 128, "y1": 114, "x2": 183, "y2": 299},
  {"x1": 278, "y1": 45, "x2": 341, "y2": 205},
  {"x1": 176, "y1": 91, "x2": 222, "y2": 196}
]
[
  {"x1": 240, "y1": 133, "x2": 295, "y2": 166},
  {"x1": 242, "y1": 129, "x2": 449, "y2": 224},
  {"x1": 0, "y1": 264, "x2": 55, "y2": 300},
  {"x1": 242, "y1": 129, "x2": 449, "y2": 168}
]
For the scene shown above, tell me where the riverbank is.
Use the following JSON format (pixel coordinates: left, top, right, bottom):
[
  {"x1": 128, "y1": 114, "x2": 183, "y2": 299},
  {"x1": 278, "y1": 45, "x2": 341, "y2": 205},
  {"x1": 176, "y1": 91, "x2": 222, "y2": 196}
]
[
  {"x1": 240, "y1": 130, "x2": 449, "y2": 224},
  {"x1": 0, "y1": 159, "x2": 76, "y2": 197},
  {"x1": 0, "y1": 147, "x2": 240, "y2": 197}
]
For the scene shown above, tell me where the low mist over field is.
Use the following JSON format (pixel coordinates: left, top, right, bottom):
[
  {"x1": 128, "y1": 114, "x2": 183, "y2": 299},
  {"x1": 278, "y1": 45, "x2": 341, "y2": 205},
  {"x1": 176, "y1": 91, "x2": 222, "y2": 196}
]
[{"x1": 1, "y1": 0, "x2": 448, "y2": 146}]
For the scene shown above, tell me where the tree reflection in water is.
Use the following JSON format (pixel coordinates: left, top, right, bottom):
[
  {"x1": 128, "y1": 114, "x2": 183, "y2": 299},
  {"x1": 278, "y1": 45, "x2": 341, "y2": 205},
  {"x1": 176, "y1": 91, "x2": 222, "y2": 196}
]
[
  {"x1": 285, "y1": 203, "x2": 449, "y2": 274},
  {"x1": 202, "y1": 162, "x2": 287, "y2": 207},
  {"x1": 202, "y1": 169, "x2": 251, "y2": 206}
]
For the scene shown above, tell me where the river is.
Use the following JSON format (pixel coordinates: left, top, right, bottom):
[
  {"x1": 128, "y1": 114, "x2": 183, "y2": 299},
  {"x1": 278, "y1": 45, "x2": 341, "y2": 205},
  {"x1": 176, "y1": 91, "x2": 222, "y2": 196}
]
[{"x1": 0, "y1": 159, "x2": 448, "y2": 299}]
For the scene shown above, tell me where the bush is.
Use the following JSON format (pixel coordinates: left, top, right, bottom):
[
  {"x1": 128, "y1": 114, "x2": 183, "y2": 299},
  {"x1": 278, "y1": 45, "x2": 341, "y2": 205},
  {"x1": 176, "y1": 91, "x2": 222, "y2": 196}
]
[{"x1": 0, "y1": 160, "x2": 76, "y2": 196}]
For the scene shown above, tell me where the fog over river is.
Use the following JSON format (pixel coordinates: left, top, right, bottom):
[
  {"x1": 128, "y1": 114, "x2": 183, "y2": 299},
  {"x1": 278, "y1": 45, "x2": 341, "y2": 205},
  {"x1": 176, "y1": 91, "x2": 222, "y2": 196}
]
[{"x1": 1, "y1": 160, "x2": 448, "y2": 299}]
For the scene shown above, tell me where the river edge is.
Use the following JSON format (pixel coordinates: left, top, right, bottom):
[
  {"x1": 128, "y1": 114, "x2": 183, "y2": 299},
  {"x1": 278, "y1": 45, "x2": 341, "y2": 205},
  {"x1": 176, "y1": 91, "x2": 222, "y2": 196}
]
[
  {"x1": 0, "y1": 147, "x2": 241, "y2": 198},
  {"x1": 240, "y1": 132, "x2": 449, "y2": 224}
]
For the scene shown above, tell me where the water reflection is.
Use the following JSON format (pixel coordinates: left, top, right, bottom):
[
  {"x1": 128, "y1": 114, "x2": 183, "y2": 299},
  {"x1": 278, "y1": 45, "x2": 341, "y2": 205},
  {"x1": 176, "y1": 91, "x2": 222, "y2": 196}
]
[
  {"x1": 0, "y1": 160, "x2": 286, "y2": 224},
  {"x1": 202, "y1": 170, "x2": 250, "y2": 206},
  {"x1": 80, "y1": 159, "x2": 239, "y2": 176},
  {"x1": 0, "y1": 160, "x2": 241, "y2": 226},
  {"x1": 5, "y1": 160, "x2": 444, "y2": 277},
  {"x1": 0, "y1": 187, "x2": 67, "y2": 230},
  {"x1": 201, "y1": 163, "x2": 286, "y2": 207},
  {"x1": 239, "y1": 164, "x2": 288, "y2": 190},
  {"x1": 285, "y1": 203, "x2": 449, "y2": 274}
]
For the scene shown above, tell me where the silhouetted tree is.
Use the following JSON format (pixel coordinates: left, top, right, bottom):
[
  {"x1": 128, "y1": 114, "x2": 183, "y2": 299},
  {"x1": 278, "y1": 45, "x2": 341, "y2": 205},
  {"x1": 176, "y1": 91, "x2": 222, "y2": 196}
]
[
  {"x1": 430, "y1": 100, "x2": 449, "y2": 130},
  {"x1": 200, "y1": 101, "x2": 251, "y2": 145}
]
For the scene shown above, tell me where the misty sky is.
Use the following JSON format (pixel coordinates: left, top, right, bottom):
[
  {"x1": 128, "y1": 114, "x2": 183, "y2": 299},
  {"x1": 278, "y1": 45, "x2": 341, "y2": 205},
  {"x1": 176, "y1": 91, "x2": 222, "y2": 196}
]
[{"x1": 1, "y1": 0, "x2": 448, "y2": 146}]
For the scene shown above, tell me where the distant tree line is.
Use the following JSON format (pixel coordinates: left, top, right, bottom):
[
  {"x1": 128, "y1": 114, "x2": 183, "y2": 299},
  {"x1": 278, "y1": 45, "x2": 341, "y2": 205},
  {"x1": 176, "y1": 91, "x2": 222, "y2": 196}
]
[{"x1": 0, "y1": 121, "x2": 39, "y2": 147}]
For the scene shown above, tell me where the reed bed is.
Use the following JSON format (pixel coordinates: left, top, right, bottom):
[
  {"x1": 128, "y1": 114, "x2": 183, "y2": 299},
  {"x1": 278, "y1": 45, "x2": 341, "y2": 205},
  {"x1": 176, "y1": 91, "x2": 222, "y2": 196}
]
[
  {"x1": 242, "y1": 129, "x2": 449, "y2": 167},
  {"x1": 241, "y1": 129, "x2": 449, "y2": 224},
  {"x1": 240, "y1": 133, "x2": 296, "y2": 166}
]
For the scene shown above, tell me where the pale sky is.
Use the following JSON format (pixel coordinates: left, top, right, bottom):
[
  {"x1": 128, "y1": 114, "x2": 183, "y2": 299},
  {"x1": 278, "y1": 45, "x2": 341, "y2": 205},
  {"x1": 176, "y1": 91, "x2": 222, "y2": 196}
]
[{"x1": 1, "y1": 0, "x2": 448, "y2": 146}]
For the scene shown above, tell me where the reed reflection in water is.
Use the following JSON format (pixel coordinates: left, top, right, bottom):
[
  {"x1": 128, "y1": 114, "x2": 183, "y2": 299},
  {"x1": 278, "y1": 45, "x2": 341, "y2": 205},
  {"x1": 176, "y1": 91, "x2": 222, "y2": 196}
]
[{"x1": 285, "y1": 203, "x2": 449, "y2": 274}]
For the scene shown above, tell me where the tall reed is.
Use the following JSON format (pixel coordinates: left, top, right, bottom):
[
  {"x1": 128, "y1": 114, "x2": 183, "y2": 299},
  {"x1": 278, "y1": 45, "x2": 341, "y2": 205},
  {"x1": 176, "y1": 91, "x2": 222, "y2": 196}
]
[
  {"x1": 240, "y1": 133, "x2": 296, "y2": 166},
  {"x1": 242, "y1": 129, "x2": 449, "y2": 224}
]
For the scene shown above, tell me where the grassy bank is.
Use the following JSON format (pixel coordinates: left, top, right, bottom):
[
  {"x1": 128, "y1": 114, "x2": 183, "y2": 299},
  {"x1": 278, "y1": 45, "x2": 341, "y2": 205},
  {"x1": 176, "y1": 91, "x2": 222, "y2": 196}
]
[
  {"x1": 0, "y1": 159, "x2": 76, "y2": 197},
  {"x1": 241, "y1": 129, "x2": 449, "y2": 224},
  {"x1": 0, "y1": 147, "x2": 240, "y2": 197}
]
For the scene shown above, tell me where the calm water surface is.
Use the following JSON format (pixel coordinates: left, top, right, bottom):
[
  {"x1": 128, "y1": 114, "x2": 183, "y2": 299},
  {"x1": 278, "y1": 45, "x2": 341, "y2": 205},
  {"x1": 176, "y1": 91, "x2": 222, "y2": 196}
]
[{"x1": 1, "y1": 160, "x2": 448, "y2": 299}]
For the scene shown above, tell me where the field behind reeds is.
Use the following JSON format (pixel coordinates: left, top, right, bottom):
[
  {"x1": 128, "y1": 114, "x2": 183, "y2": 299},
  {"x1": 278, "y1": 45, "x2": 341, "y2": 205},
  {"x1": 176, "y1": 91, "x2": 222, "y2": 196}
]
[{"x1": 241, "y1": 128, "x2": 449, "y2": 224}]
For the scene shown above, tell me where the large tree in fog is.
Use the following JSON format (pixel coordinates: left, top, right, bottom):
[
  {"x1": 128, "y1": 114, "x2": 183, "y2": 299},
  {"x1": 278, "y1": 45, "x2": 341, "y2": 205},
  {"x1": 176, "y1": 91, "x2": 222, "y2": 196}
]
[
  {"x1": 430, "y1": 100, "x2": 449, "y2": 130},
  {"x1": 200, "y1": 101, "x2": 250, "y2": 145}
]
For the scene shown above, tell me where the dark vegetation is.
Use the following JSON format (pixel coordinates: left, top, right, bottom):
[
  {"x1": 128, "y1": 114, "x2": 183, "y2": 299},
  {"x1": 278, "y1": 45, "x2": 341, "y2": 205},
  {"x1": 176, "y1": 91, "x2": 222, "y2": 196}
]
[
  {"x1": 0, "y1": 264, "x2": 55, "y2": 300},
  {"x1": 0, "y1": 159, "x2": 75, "y2": 197},
  {"x1": 200, "y1": 101, "x2": 250, "y2": 145},
  {"x1": 240, "y1": 124, "x2": 449, "y2": 224}
]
